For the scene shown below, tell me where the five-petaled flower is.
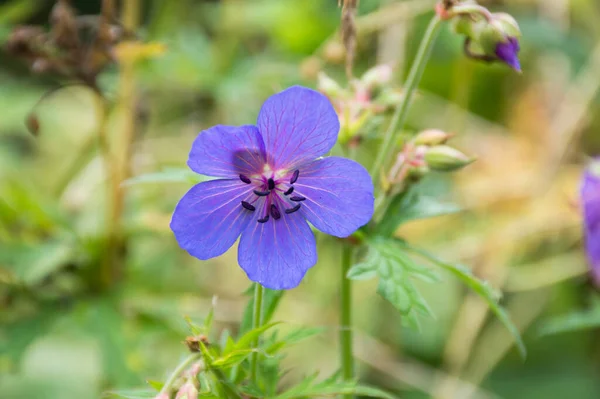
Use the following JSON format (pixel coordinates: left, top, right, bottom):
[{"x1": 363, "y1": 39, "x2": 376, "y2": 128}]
[
  {"x1": 171, "y1": 86, "x2": 374, "y2": 289},
  {"x1": 582, "y1": 159, "x2": 600, "y2": 286}
]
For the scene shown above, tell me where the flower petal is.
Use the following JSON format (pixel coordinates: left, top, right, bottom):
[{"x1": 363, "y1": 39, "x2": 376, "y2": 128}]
[
  {"x1": 171, "y1": 179, "x2": 255, "y2": 260},
  {"x1": 294, "y1": 157, "x2": 374, "y2": 237},
  {"x1": 188, "y1": 125, "x2": 266, "y2": 178},
  {"x1": 238, "y1": 209, "x2": 317, "y2": 290},
  {"x1": 582, "y1": 163, "x2": 600, "y2": 284},
  {"x1": 257, "y1": 86, "x2": 340, "y2": 169},
  {"x1": 495, "y1": 37, "x2": 521, "y2": 72}
]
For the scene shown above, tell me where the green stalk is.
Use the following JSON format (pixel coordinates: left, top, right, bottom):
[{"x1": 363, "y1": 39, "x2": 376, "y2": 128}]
[
  {"x1": 340, "y1": 244, "x2": 354, "y2": 399},
  {"x1": 158, "y1": 352, "x2": 202, "y2": 396},
  {"x1": 250, "y1": 283, "x2": 264, "y2": 384},
  {"x1": 370, "y1": 15, "x2": 443, "y2": 182}
]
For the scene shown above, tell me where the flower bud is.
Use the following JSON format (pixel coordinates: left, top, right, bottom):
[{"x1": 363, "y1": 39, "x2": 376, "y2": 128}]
[
  {"x1": 413, "y1": 129, "x2": 453, "y2": 146},
  {"x1": 175, "y1": 381, "x2": 199, "y2": 399},
  {"x1": 317, "y1": 72, "x2": 343, "y2": 99},
  {"x1": 424, "y1": 145, "x2": 475, "y2": 172},
  {"x1": 361, "y1": 64, "x2": 393, "y2": 91},
  {"x1": 475, "y1": 14, "x2": 522, "y2": 71}
]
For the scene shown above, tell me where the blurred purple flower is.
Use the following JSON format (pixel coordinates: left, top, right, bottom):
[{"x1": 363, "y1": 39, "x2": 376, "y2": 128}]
[
  {"x1": 495, "y1": 37, "x2": 521, "y2": 72},
  {"x1": 582, "y1": 159, "x2": 600, "y2": 285},
  {"x1": 171, "y1": 86, "x2": 374, "y2": 289}
]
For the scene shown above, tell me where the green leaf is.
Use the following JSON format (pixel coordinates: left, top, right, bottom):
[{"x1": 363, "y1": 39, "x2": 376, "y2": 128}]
[
  {"x1": 239, "y1": 285, "x2": 284, "y2": 335},
  {"x1": 276, "y1": 374, "x2": 398, "y2": 399},
  {"x1": 145, "y1": 380, "x2": 163, "y2": 392},
  {"x1": 404, "y1": 243, "x2": 527, "y2": 359},
  {"x1": 211, "y1": 349, "x2": 254, "y2": 368},
  {"x1": 537, "y1": 308, "x2": 600, "y2": 337},
  {"x1": 234, "y1": 322, "x2": 280, "y2": 351},
  {"x1": 122, "y1": 167, "x2": 209, "y2": 186},
  {"x1": 350, "y1": 237, "x2": 438, "y2": 327},
  {"x1": 378, "y1": 186, "x2": 461, "y2": 236},
  {"x1": 346, "y1": 260, "x2": 378, "y2": 280}
]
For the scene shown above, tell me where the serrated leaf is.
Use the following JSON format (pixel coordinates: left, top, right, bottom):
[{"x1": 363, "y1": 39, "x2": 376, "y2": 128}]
[
  {"x1": 537, "y1": 308, "x2": 600, "y2": 337},
  {"x1": 211, "y1": 349, "x2": 254, "y2": 367},
  {"x1": 347, "y1": 260, "x2": 378, "y2": 280},
  {"x1": 276, "y1": 378, "x2": 398, "y2": 399},
  {"x1": 378, "y1": 186, "x2": 461, "y2": 236},
  {"x1": 353, "y1": 237, "x2": 438, "y2": 327},
  {"x1": 233, "y1": 322, "x2": 280, "y2": 352},
  {"x1": 404, "y1": 243, "x2": 527, "y2": 359},
  {"x1": 122, "y1": 168, "x2": 209, "y2": 186}
]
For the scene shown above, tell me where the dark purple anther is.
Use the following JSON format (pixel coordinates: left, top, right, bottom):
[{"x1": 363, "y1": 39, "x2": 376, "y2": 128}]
[
  {"x1": 257, "y1": 215, "x2": 269, "y2": 223},
  {"x1": 290, "y1": 170, "x2": 299, "y2": 184},
  {"x1": 283, "y1": 186, "x2": 294, "y2": 196},
  {"x1": 239, "y1": 174, "x2": 251, "y2": 184},
  {"x1": 253, "y1": 189, "x2": 270, "y2": 196},
  {"x1": 241, "y1": 201, "x2": 255, "y2": 211},
  {"x1": 285, "y1": 204, "x2": 301, "y2": 214},
  {"x1": 267, "y1": 178, "x2": 275, "y2": 190},
  {"x1": 290, "y1": 195, "x2": 306, "y2": 202},
  {"x1": 270, "y1": 204, "x2": 281, "y2": 220}
]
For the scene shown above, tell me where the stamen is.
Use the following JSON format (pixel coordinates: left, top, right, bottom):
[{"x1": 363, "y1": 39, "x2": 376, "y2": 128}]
[
  {"x1": 290, "y1": 170, "x2": 299, "y2": 184},
  {"x1": 257, "y1": 215, "x2": 270, "y2": 223},
  {"x1": 241, "y1": 201, "x2": 255, "y2": 211},
  {"x1": 290, "y1": 195, "x2": 306, "y2": 202},
  {"x1": 239, "y1": 174, "x2": 251, "y2": 184},
  {"x1": 267, "y1": 178, "x2": 275, "y2": 190},
  {"x1": 253, "y1": 189, "x2": 270, "y2": 196},
  {"x1": 270, "y1": 204, "x2": 281, "y2": 220},
  {"x1": 285, "y1": 204, "x2": 301, "y2": 214},
  {"x1": 283, "y1": 186, "x2": 294, "y2": 196}
]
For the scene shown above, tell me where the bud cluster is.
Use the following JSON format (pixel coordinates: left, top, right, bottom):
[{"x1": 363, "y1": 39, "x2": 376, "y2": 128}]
[
  {"x1": 318, "y1": 64, "x2": 402, "y2": 145},
  {"x1": 440, "y1": 1, "x2": 522, "y2": 71},
  {"x1": 384, "y1": 129, "x2": 474, "y2": 192}
]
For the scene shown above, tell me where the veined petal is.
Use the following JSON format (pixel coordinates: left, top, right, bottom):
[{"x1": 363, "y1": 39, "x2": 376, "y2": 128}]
[
  {"x1": 171, "y1": 179, "x2": 255, "y2": 260},
  {"x1": 582, "y1": 163, "x2": 600, "y2": 284},
  {"x1": 188, "y1": 125, "x2": 266, "y2": 178},
  {"x1": 238, "y1": 207, "x2": 317, "y2": 290},
  {"x1": 294, "y1": 157, "x2": 374, "y2": 237},
  {"x1": 257, "y1": 86, "x2": 340, "y2": 170}
]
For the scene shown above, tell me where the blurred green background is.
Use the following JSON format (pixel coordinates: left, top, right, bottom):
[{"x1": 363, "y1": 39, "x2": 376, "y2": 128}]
[{"x1": 1, "y1": 0, "x2": 600, "y2": 398}]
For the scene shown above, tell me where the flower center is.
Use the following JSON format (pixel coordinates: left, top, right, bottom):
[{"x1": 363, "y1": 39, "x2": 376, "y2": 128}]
[{"x1": 238, "y1": 169, "x2": 306, "y2": 223}]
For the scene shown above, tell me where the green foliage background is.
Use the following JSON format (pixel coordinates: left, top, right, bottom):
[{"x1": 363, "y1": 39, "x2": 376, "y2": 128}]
[{"x1": 2, "y1": 0, "x2": 600, "y2": 398}]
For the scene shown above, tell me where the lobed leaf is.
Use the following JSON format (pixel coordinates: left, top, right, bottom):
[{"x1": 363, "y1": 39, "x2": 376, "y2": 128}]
[{"x1": 404, "y1": 243, "x2": 527, "y2": 359}]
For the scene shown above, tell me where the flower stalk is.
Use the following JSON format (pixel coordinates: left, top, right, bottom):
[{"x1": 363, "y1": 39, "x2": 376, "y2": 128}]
[
  {"x1": 370, "y1": 14, "x2": 443, "y2": 186},
  {"x1": 340, "y1": 244, "x2": 354, "y2": 399},
  {"x1": 250, "y1": 283, "x2": 264, "y2": 384}
]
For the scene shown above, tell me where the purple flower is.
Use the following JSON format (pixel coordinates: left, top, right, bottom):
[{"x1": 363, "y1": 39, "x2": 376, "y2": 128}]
[
  {"x1": 495, "y1": 37, "x2": 521, "y2": 72},
  {"x1": 170, "y1": 86, "x2": 374, "y2": 289},
  {"x1": 582, "y1": 160, "x2": 600, "y2": 285}
]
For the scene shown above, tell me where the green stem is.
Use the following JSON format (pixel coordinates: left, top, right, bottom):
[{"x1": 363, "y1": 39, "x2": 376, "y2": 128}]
[
  {"x1": 370, "y1": 15, "x2": 443, "y2": 182},
  {"x1": 158, "y1": 352, "x2": 202, "y2": 396},
  {"x1": 250, "y1": 283, "x2": 264, "y2": 384},
  {"x1": 340, "y1": 244, "x2": 354, "y2": 399}
]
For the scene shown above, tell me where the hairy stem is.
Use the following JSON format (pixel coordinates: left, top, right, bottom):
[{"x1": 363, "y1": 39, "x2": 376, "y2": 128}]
[
  {"x1": 340, "y1": 244, "x2": 354, "y2": 399},
  {"x1": 250, "y1": 283, "x2": 264, "y2": 384},
  {"x1": 158, "y1": 353, "x2": 202, "y2": 396},
  {"x1": 370, "y1": 15, "x2": 443, "y2": 183}
]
